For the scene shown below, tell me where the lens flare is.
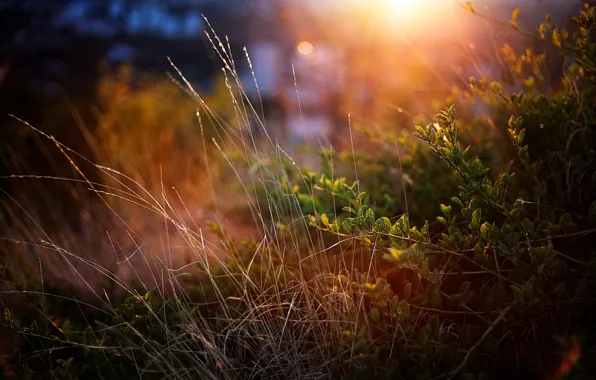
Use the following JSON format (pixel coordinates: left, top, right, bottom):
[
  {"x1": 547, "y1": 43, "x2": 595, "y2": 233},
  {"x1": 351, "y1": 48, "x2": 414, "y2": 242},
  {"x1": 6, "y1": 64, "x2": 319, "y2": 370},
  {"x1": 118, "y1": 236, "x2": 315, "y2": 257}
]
[{"x1": 297, "y1": 41, "x2": 314, "y2": 55}]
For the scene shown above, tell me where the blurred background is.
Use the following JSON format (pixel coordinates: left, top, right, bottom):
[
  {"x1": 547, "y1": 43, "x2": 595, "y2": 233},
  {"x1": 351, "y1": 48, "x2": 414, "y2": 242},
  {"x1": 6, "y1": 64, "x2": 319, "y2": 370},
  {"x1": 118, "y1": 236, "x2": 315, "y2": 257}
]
[{"x1": 0, "y1": 0, "x2": 583, "y2": 179}]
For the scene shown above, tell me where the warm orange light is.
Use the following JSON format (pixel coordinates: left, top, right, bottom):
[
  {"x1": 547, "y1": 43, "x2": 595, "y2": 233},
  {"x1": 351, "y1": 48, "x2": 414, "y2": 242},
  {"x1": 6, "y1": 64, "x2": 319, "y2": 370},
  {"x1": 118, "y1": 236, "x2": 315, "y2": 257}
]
[
  {"x1": 297, "y1": 41, "x2": 314, "y2": 55},
  {"x1": 372, "y1": 0, "x2": 457, "y2": 36},
  {"x1": 384, "y1": 0, "x2": 418, "y2": 15}
]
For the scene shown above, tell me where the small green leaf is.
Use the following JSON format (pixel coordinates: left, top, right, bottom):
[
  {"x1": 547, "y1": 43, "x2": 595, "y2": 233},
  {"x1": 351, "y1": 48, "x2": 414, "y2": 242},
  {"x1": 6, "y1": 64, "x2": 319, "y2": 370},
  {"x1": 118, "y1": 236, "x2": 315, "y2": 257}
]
[
  {"x1": 320, "y1": 213, "x2": 330, "y2": 227},
  {"x1": 364, "y1": 208, "x2": 375, "y2": 230},
  {"x1": 422, "y1": 221, "x2": 430, "y2": 241},
  {"x1": 420, "y1": 257, "x2": 430, "y2": 280},
  {"x1": 404, "y1": 283, "x2": 412, "y2": 299},
  {"x1": 436, "y1": 216, "x2": 448, "y2": 226},
  {"x1": 464, "y1": 2, "x2": 476, "y2": 13},
  {"x1": 387, "y1": 247, "x2": 404, "y2": 262},
  {"x1": 397, "y1": 300, "x2": 410, "y2": 320},
  {"x1": 552, "y1": 28, "x2": 562, "y2": 47},
  {"x1": 474, "y1": 242, "x2": 485, "y2": 260},
  {"x1": 358, "y1": 191, "x2": 368, "y2": 203},
  {"x1": 451, "y1": 197, "x2": 464, "y2": 208},
  {"x1": 512, "y1": 8, "x2": 521, "y2": 22},
  {"x1": 376, "y1": 217, "x2": 392, "y2": 233},
  {"x1": 342, "y1": 218, "x2": 359, "y2": 233},
  {"x1": 517, "y1": 128, "x2": 526, "y2": 145},
  {"x1": 440, "y1": 203, "x2": 452, "y2": 218},
  {"x1": 471, "y1": 208, "x2": 482, "y2": 229},
  {"x1": 342, "y1": 206, "x2": 357, "y2": 215},
  {"x1": 521, "y1": 218, "x2": 534, "y2": 234},
  {"x1": 480, "y1": 222, "x2": 492, "y2": 240}
]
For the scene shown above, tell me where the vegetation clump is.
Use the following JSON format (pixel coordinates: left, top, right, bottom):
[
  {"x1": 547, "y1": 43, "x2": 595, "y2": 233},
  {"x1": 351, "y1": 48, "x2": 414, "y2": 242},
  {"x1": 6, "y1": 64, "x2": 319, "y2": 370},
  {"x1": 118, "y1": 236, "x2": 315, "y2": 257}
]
[{"x1": 2, "y1": 4, "x2": 596, "y2": 380}]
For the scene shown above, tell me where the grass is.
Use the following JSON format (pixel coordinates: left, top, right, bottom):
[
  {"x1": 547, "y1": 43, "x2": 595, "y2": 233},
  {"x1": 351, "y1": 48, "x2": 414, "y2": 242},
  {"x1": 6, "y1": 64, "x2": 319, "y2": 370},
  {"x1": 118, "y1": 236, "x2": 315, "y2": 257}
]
[
  {"x1": 0, "y1": 22, "x2": 378, "y2": 379},
  {"x1": 2, "y1": 5, "x2": 596, "y2": 380}
]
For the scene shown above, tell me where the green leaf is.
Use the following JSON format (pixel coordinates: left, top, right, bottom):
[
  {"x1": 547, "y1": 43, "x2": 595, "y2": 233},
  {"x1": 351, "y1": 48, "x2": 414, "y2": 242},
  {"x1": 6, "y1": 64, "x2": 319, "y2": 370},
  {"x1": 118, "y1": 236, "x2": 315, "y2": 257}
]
[
  {"x1": 451, "y1": 197, "x2": 464, "y2": 208},
  {"x1": 342, "y1": 218, "x2": 359, "y2": 233},
  {"x1": 364, "y1": 208, "x2": 375, "y2": 230},
  {"x1": 62, "y1": 320, "x2": 72, "y2": 340},
  {"x1": 440, "y1": 203, "x2": 452, "y2": 218},
  {"x1": 320, "y1": 213, "x2": 330, "y2": 227},
  {"x1": 358, "y1": 191, "x2": 368, "y2": 203},
  {"x1": 501, "y1": 223, "x2": 513, "y2": 236},
  {"x1": 464, "y1": 2, "x2": 476, "y2": 13},
  {"x1": 376, "y1": 217, "x2": 392, "y2": 233},
  {"x1": 404, "y1": 282, "x2": 412, "y2": 299},
  {"x1": 517, "y1": 128, "x2": 526, "y2": 145},
  {"x1": 422, "y1": 221, "x2": 430, "y2": 241},
  {"x1": 397, "y1": 300, "x2": 410, "y2": 320},
  {"x1": 415, "y1": 125, "x2": 426, "y2": 136},
  {"x1": 552, "y1": 28, "x2": 562, "y2": 47},
  {"x1": 512, "y1": 8, "x2": 520, "y2": 22},
  {"x1": 420, "y1": 257, "x2": 430, "y2": 281},
  {"x1": 342, "y1": 206, "x2": 357, "y2": 215},
  {"x1": 397, "y1": 214, "x2": 411, "y2": 232},
  {"x1": 471, "y1": 208, "x2": 482, "y2": 229},
  {"x1": 386, "y1": 247, "x2": 404, "y2": 262},
  {"x1": 474, "y1": 241, "x2": 485, "y2": 260},
  {"x1": 521, "y1": 218, "x2": 534, "y2": 234},
  {"x1": 480, "y1": 222, "x2": 492, "y2": 240},
  {"x1": 436, "y1": 216, "x2": 448, "y2": 226}
]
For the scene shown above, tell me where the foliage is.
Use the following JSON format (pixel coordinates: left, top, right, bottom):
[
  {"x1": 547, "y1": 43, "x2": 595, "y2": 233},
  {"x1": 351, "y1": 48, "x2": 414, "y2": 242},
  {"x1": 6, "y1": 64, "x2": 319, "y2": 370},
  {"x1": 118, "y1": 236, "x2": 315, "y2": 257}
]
[{"x1": 3, "y1": 4, "x2": 596, "y2": 380}]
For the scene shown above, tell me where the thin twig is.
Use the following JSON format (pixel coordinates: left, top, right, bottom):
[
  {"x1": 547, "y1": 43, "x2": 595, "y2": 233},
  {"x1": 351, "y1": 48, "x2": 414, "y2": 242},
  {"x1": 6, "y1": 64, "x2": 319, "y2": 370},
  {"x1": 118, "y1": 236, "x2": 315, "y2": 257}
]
[{"x1": 447, "y1": 306, "x2": 513, "y2": 380}]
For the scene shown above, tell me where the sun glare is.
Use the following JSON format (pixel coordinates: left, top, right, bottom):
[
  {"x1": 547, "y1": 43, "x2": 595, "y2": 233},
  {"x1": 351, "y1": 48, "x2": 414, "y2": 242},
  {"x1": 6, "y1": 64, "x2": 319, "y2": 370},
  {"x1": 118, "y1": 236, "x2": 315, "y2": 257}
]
[
  {"x1": 367, "y1": 0, "x2": 455, "y2": 35},
  {"x1": 384, "y1": 0, "x2": 418, "y2": 15}
]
